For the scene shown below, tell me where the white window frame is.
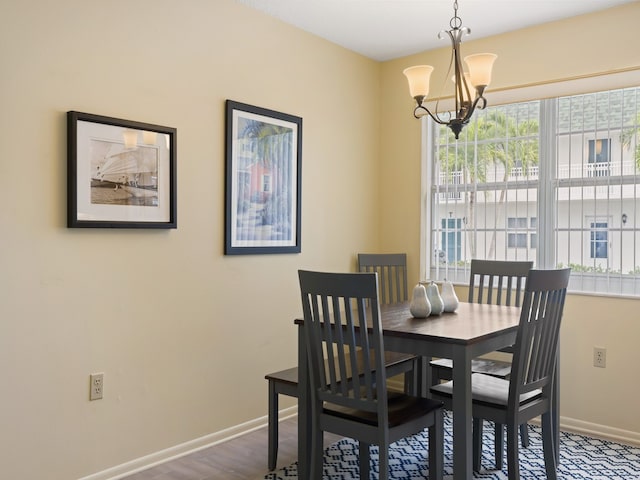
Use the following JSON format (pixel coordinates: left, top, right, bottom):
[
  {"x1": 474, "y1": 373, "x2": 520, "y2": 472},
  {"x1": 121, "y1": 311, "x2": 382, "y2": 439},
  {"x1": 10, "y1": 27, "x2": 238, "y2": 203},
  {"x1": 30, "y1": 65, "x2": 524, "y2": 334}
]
[{"x1": 420, "y1": 70, "x2": 640, "y2": 297}]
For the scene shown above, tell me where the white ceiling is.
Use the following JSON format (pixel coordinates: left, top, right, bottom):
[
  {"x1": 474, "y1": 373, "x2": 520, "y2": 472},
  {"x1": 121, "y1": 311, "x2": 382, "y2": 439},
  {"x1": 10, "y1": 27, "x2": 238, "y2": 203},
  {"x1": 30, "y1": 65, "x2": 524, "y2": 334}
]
[{"x1": 235, "y1": 0, "x2": 637, "y2": 61}]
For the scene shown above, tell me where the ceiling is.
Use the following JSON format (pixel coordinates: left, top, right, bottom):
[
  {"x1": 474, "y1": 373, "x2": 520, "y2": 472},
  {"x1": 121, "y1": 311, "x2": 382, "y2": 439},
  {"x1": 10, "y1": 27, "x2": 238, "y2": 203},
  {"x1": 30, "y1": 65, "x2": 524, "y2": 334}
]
[{"x1": 235, "y1": 0, "x2": 637, "y2": 61}]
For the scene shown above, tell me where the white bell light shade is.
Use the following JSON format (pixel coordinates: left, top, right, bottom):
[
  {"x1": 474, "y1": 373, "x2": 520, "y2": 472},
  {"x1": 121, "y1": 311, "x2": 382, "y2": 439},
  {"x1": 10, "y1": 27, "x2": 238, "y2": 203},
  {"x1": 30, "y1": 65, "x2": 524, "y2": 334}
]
[
  {"x1": 464, "y1": 53, "x2": 497, "y2": 87},
  {"x1": 403, "y1": 65, "x2": 434, "y2": 99}
]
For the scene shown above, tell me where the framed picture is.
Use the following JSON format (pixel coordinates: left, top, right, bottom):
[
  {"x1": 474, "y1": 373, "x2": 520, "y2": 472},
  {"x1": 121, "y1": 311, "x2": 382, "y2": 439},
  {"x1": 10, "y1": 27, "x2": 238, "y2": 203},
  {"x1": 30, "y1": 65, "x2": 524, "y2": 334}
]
[
  {"x1": 225, "y1": 100, "x2": 302, "y2": 254},
  {"x1": 67, "y1": 111, "x2": 177, "y2": 228}
]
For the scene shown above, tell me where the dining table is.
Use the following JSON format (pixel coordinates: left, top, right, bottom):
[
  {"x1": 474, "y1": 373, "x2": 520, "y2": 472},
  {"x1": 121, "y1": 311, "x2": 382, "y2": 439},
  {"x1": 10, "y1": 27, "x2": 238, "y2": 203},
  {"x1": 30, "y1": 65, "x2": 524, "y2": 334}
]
[{"x1": 295, "y1": 300, "x2": 552, "y2": 480}]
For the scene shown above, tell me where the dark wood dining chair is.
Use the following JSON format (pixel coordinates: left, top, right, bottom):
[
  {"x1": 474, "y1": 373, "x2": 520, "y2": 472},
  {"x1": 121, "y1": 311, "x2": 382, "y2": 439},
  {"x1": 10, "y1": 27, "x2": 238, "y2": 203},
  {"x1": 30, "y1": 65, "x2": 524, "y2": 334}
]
[
  {"x1": 299, "y1": 270, "x2": 444, "y2": 480},
  {"x1": 357, "y1": 253, "x2": 408, "y2": 304},
  {"x1": 358, "y1": 252, "x2": 419, "y2": 392},
  {"x1": 430, "y1": 268, "x2": 570, "y2": 480},
  {"x1": 430, "y1": 259, "x2": 533, "y2": 456},
  {"x1": 265, "y1": 253, "x2": 416, "y2": 470}
]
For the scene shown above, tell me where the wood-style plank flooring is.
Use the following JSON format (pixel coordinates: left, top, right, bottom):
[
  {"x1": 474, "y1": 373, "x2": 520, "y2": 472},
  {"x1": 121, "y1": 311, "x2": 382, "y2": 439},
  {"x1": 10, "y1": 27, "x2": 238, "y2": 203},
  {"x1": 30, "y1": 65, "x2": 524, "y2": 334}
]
[{"x1": 122, "y1": 416, "x2": 342, "y2": 480}]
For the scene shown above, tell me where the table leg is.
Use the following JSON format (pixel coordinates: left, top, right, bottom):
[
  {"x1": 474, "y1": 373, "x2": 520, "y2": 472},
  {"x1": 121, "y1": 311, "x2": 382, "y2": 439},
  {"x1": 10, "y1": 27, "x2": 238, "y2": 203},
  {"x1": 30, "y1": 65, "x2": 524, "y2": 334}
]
[
  {"x1": 452, "y1": 349, "x2": 473, "y2": 480},
  {"x1": 415, "y1": 356, "x2": 431, "y2": 398},
  {"x1": 297, "y1": 324, "x2": 311, "y2": 479}
]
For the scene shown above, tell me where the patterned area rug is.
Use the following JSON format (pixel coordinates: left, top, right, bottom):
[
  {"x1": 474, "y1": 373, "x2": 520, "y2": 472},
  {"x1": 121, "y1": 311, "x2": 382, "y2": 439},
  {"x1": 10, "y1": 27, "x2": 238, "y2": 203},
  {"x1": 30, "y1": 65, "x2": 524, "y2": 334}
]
[{"x1": 265, "y1": 413, "x2": 640, "y2": 479}]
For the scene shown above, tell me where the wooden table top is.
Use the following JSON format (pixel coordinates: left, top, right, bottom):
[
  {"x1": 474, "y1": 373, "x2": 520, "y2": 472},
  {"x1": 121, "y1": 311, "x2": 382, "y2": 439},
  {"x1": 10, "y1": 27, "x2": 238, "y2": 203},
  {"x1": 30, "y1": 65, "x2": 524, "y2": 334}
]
[
  {"x1": 295, "y1": 301, "x2": 521, "y2": 345},
  {"x1": 379, "y1": 301, "x2": 521, "y2": 345}
]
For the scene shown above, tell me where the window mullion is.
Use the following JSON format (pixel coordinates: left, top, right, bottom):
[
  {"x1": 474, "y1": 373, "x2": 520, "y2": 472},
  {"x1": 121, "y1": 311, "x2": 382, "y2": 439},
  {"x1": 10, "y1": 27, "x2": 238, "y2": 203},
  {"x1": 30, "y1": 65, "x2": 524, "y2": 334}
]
[
  {"x1": 538, "y1": 98, "x2": 557, "y2": 270},
  {"x1": 423, "y1": 116, "x2": 434, "y2": 281}
]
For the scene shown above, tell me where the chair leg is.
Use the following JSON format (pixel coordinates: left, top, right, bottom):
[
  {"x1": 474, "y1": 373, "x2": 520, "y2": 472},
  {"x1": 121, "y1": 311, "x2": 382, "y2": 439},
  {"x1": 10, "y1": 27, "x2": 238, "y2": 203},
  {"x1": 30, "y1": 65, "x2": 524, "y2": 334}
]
[
  {"x1": 359, "y1": 442, "x2": 371, "y2": 480},
  {"x1": 429, "y1": 409, "x2": 444, "y2": 480},
  {"x1": 520, "y1": 423, "x2": 530, "y2": 447},
  {"x1": 267, "y1": 381, "x2": 278, "y2": 471},
  {"x1": 310, "y1": 423, "x2": 324, "y2": 480},
  {"x1": 495, "y1": 422, "x2": 527, "y2": 469},
  {"x1": 378, "y1": 440, "x2": 390, "y2": 480},
  {"x1": 472, "y1": 418, "x2": 483, "y2": 472},
  {"x1": 505, "y1": 423, "x2": 521, "y2": 480},
  {"x1": 541, "y1": 412, "x2": 558, "y2": 480},
  {"x1": 495, "y1": 422, "x2": 504, "y2": 470}
]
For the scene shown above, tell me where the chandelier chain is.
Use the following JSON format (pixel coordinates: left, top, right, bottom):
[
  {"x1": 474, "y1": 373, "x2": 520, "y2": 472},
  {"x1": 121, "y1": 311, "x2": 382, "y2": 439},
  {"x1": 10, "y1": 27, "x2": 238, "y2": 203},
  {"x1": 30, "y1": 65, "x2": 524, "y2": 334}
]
[{"x1": 450, "y1": 0, "x2": 462, "y2": 29}]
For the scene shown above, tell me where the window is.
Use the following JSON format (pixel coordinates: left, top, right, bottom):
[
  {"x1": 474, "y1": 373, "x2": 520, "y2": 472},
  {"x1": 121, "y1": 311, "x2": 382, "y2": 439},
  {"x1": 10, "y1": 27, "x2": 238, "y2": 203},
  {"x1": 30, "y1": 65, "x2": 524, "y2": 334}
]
[
  {"x1": 440, "y1": 218, "x2": 462, "y2": 264},
  {"x1": 590, "y1": 221, "x2": 609, "y2": 259},
  {"x1": 438, "y1": 170, "x2": 462, "y2": 200},
  {"x1": 508, "y1": 233, "x2": 527, "y2": 248},
  {"x1": 430, "y1": 101, "x2": 540, "y2": 283},
  {"x1": 507, "y1": 217, "x2": 534, "y2": 249},
  {"x1": 428, "y1": 86, "x2": 640, "y2": 296},
  {"x1": 508, "y1": 217, "x2": 528, "y2": 229},
  {"x1": 587, "y1": 138, "x2": 611, "y2": 177},
  {"x1": 530, "y1": 217, "x2": 538, "y2": 249}
]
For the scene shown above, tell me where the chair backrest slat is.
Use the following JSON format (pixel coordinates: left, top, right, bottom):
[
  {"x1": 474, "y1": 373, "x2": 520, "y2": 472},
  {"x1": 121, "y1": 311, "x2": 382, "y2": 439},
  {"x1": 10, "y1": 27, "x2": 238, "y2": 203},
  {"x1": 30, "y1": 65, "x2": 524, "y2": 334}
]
[
  {"x1": 510, "y1": 268, "x2": 570, "y2": 401},
  {"x1": 299, "y1": 270, "x2": 386, "y2": 414},
  {"x1": 468, "y1": 259, "x2": 533, "y2": 307},
  {"x1": 357, "y1": 253, "x2": 408, "y2": 304}
]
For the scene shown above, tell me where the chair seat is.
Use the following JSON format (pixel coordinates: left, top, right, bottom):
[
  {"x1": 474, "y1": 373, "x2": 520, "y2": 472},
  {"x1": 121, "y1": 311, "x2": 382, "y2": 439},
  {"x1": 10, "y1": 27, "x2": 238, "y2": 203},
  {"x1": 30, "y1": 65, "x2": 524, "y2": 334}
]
[
  {"x1": 324, "y1": 392, "x2": 443, "y2": 428},
  {"x1": 430, "y1": 357, "x2": 512, "y2": 378},
  {"x1": 265, "y1": 350, "x2": 417, "y2": 471},
  {"x1": 265, "y1": 350, "x2": 416, "y2": 390},
  {"x1": 430, "y1": 373, "x2": 541, "y2": 406}
]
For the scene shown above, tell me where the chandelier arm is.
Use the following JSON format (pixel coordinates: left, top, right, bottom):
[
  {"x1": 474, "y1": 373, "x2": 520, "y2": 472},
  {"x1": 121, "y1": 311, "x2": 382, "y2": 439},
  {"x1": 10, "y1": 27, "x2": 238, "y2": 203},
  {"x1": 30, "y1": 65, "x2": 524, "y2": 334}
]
[
  {"x1": 454, "y1": 92, "x2": 488, "y2": 129},
  {"x1": 412, "y1": 104, "x2": 450, "y2": 125},
  {"x1": 451, "y1": 28, "x2": 472, "y2": 119}
]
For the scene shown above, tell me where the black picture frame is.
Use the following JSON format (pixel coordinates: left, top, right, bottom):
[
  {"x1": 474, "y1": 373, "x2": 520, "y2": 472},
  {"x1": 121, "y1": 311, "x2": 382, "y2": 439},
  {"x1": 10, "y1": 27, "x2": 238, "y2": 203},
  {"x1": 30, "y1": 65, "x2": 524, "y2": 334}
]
[
  {"x1": 225, "y1": 100, "x2": 302, "y2": 254},
  {"x1": 67, "y1": 111, "x2": 177, "y2": 228}
]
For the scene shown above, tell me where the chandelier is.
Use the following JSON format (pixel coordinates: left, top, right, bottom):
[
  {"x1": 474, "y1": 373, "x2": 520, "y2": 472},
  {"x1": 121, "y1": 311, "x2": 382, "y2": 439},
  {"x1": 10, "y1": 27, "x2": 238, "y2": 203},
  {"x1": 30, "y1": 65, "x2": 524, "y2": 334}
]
[{"x1": 403, "y1": 0, "x2": 497, "y2": 139}]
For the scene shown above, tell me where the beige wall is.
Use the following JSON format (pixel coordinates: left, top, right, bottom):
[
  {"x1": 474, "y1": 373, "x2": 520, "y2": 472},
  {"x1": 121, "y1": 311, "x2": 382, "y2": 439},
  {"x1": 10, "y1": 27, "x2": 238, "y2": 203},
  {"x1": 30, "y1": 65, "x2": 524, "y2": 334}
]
[
  {"x1": 0, "y1": 1, "x2": 382, "y2": 479},
  {"x1": 2, "y1": 1, "x2": 640, "y2": 479},
  {"x1": 380, "y1": 0, "x2": 640, "y2": 443}
]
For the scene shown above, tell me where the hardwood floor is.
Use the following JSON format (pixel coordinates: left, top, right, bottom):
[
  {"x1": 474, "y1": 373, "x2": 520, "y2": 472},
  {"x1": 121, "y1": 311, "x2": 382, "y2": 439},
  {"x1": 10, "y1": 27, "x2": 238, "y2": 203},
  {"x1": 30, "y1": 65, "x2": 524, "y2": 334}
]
[{"x1": 122, "y1": 416, "x2": 343, "y2": 480}]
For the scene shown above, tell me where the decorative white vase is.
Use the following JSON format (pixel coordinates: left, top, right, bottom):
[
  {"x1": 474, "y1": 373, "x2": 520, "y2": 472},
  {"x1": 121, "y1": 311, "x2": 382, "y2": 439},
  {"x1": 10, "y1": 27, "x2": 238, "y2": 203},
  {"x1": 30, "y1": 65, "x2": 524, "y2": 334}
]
[
  {"x1": 441, "y1": 279, "x2": 460, "y2": 313},
  {"x1": 426, "y1": 281, "x2": 445, "y2": 316},
  {"x1": 409, "y1": 283, "x2": 431, "y2": 318}
]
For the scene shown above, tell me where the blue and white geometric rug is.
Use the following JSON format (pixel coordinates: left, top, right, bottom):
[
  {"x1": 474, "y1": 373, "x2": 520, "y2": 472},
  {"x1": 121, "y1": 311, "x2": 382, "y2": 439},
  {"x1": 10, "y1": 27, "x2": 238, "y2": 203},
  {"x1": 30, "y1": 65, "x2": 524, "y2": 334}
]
[{"x1": 264, "y1": 413, "x2": 640, "y2": 479}]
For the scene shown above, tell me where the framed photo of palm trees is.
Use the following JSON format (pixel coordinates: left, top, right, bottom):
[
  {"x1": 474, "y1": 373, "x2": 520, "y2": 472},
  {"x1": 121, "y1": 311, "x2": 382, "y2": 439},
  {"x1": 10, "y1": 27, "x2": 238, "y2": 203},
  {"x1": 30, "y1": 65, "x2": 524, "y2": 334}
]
[{"x1": 225, "y1": 100, "x2": 302, "y2": 255}]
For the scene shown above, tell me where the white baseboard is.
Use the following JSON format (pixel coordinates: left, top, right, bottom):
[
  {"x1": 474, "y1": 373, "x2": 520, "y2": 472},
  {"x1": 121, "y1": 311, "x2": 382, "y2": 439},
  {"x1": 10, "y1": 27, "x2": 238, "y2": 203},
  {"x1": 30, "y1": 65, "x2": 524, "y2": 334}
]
[
  {"x1": 78, "y1": 406, "x2": 639, "y2": 479},
  {"x1": 77, "y1": 406, "x2": 297, "y2": 480},
  {"x1": 560, "y1": 416, "x2": 640, "y2": 446}
]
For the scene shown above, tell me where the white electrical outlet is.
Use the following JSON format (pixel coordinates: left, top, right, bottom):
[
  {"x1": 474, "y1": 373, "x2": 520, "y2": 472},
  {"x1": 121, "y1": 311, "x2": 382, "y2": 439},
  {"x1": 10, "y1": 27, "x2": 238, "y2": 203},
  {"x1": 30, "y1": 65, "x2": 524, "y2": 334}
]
[
  {"x1": 593, "y1": 347, "x2": 606, "y2": 368},
  {"x1": 90, "y1": 373, "x2": 104, "y2": 400}
]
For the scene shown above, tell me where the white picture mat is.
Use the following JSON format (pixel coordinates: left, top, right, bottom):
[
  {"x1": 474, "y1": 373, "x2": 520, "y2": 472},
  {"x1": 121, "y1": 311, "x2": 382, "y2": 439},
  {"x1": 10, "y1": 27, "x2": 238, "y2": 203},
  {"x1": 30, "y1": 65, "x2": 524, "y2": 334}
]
[
  {"x1": 76, "y1": 120, "x2": 172, "y2": 222},
  {"x1": 230, "y1": 109, "x2": 298, "y2": 248}
]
